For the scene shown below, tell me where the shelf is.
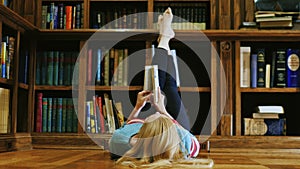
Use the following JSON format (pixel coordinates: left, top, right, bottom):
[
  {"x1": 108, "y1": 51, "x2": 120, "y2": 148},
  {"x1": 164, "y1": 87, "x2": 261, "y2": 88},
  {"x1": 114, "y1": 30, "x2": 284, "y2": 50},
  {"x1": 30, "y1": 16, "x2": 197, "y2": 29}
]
[
  {"x1": 0, "y1": 78, "x2": 14, "y2": 86},
  {"x1": 86, "y1": 86, "x2": 211, "y2": 92},
  {"x1": 240, "y1": 88, "x2": 300, "y2": 93},
  {"x1": 86, "y1": 85, "x2": 143, "y2": 91},
  {"x1": 154, "y1": 0, "x2": 210, "y2": 2},
  {"x1": 34, "y1": 85, "x2": 73, "y2": 90},
  {"x1": 90, "y1": 0, "x2": 147, "y2": 1},
  {"x1": 18, "y1": 83, "x2": 29, "y2": 90}
]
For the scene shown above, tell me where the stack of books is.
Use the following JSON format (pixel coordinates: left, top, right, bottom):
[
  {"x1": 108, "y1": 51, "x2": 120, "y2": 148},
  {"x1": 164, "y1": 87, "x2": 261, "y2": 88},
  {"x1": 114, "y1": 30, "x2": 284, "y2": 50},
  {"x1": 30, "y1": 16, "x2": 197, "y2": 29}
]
[
  {"x1": 244, "y1": 105, "x2": 286, "y2": 136},
  {"x1": 255, "y1": 11, "x2": 293, "y2": 28}
]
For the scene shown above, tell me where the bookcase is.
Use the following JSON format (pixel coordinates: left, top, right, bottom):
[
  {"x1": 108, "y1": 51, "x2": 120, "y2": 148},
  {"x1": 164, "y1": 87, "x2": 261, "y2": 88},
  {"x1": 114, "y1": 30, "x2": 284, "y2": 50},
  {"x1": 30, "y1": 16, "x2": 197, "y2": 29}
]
[
  {"x1": 1, "y1": 0, "x2": 300, "y2": 152},
  {"x1": 0, "y1": 4, "x2": 36, "y2": 152}
]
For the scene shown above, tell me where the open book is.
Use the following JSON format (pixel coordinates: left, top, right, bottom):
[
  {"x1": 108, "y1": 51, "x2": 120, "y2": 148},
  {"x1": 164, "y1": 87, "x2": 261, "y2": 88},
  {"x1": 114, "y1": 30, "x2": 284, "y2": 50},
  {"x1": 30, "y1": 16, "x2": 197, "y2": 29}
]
[{"x1": 144, "y1": 65, "x2": 159, "y2": 103}]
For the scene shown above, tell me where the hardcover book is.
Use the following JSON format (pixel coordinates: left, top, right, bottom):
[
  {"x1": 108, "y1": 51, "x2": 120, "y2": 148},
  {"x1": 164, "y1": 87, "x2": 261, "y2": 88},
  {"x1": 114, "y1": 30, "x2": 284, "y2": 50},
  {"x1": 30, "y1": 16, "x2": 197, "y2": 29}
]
[
  {"x1": 257, "y1": 48, "x2": 266, "y2": 87},
  {"x1": 275, "y1": 49, "x2": 286, "y2": 87},
  {"x1": 286, "y1": 48, "x2": 300, "y2": 87},
  {"x1": 143, "y1": 65, "x2": 159, "y2": 103}
]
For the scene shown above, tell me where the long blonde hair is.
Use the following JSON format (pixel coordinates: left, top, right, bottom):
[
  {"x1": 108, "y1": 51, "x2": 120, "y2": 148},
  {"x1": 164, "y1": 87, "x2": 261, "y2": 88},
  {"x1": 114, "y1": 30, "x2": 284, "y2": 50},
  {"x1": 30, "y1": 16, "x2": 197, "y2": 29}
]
[
  {"x1": 116, "y1": 115, "x2": 183, "y2": 164},
  {"x1": 115, "y1": 115, "x2": 214, "y2": 168}
]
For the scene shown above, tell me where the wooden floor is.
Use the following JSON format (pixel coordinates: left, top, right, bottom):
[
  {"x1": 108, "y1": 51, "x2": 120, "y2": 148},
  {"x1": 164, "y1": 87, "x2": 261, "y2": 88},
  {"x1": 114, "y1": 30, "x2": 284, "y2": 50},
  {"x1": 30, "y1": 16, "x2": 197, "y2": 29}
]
[{"x1": 0, "y1": 148, "x2": 300, "y2": 169}]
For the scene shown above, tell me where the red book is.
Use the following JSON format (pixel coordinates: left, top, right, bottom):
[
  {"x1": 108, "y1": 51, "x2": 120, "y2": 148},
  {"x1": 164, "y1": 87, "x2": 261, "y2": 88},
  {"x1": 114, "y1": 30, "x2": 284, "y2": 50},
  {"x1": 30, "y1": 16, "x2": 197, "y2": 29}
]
[
  {"x1": 65, "y1": 6, "x2": 73, "y2": 29},
  {"x1": 36, "y1": 93, "x2": 43, "y2": 132},
  {"x1": 96, "y1": 96, "x2": 105, "y2": 133}
]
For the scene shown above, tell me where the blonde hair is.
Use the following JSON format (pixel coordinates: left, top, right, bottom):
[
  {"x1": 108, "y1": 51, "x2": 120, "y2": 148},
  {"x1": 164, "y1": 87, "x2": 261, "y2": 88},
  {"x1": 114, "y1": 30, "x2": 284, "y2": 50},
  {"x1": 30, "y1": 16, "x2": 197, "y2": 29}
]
[
  {"x1": 116, "y1": 115, "x2": 183, "y2": 164},
  {"x1": 115, "y1": 115, "x2": 214, "y2": 168}
]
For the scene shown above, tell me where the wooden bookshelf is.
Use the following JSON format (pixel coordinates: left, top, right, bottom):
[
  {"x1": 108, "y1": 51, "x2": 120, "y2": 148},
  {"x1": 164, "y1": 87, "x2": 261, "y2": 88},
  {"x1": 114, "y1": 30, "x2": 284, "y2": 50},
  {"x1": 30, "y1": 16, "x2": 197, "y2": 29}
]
[{"x1": 0, "y1": 0, "x2": 300, "y2": 152}]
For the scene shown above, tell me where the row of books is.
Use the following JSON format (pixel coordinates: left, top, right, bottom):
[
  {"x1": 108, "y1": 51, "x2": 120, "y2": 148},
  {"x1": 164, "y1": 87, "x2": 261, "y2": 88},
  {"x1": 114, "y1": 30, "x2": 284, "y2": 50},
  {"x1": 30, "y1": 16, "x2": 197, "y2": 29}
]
[
  {"x1": 244, "y1": 105, "x2": 286, "y2": 136},
  {"x1": 0, "y1": 87, "x2": 10, "y2": 134},
  {"x1": 35, "y1": 93, "x2": 78, "y2": 133},
  {"x1": 41, "y1": 2, "x2": 84, "y2": 29},
  {"x1": 0, "y1": 0, "x2": 11, "y2": 7},
  {"x1": 240, "y1": 47, "x2": 300, "y2": 88},
  {"x1": 91, "y1": 8, "x2": 146, "y2": 29},
  {"x1": 85, "y1": 94, "x2": 124, "y2": 134},
  {"x1": 35, "y1": 51, "x2": 78, "y2": 86},
  {"x1": 0, "y1": 36, "x2": 15, "y2": 79},
  {"x1": 87, "y1": 48, "x2": 129, "y2": 86},
  {"x1": 155, "y1": 3, "x2": 208, "y2": 30}
]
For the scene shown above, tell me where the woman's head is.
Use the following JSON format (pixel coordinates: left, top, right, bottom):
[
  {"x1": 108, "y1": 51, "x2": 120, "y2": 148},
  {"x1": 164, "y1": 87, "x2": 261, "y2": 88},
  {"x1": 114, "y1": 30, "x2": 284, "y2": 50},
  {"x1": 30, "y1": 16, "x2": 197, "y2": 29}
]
[{"x1": 117, "y1": 115, "x2": 183, "y2": 164}]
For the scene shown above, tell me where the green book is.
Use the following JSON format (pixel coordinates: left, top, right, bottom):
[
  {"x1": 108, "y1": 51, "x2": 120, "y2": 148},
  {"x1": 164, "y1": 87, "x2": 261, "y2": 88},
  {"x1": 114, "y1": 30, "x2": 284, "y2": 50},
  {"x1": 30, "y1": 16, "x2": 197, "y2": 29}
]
[
  {"x1": 47, "y1": 98, "x2": 53, "y2": 132},
  {"x1": 58, "y1": 52, "x2": 64, "y2": 86},
  {"x1": 47, "y1": 51, "x2": 54, "y2": 86},
  {"x1": 64, "y1": 52, "x2": 71, "y2": 86},
  {"x1": 62, "y1": 98, "x2": 67, "y2": 132},
  {"x1": 41, "y1": 51, "x2": 47, "y2": 85},
  {"x1": 53, "y1": 51, "x2": 59, "y2": 86},
  {"x1": 42, "y1": 97, "x2": 48, "y2": 132},
  {"x1": 36, "y1": 52, "x2": 41, "y2": 85},
  {"x1": 72, "y1": 98, "x2": 78, "y2": 133},
  {"x1": 51, "y1": 98, "x2": 57, "y2": 132},
  {"x1": 56, "y1": 98, "x2": 63, "y2": 133},
  {"x1": 66, "y1": 98, "x2": 73, "y2": 132}
]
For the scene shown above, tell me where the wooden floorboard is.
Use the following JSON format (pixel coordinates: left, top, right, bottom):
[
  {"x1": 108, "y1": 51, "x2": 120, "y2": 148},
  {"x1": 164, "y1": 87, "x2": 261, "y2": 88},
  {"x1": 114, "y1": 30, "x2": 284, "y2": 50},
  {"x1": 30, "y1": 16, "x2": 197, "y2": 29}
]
[{"x1": 0, "y1": 149, "x2": 300, "y2": 168}]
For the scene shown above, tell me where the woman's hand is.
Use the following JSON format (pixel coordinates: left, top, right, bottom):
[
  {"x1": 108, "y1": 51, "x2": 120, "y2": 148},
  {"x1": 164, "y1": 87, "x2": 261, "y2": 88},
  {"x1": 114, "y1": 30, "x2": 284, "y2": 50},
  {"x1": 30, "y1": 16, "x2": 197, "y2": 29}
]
[
  {"x1": 151, "y1": 87, "x2": 174, "y2": 120},
  {"x1": 135, "y1": 90, "x2": 151, "y2": 110},
  {"x1": 127, "y1": 90, "x2": 151, "y2": 122}
]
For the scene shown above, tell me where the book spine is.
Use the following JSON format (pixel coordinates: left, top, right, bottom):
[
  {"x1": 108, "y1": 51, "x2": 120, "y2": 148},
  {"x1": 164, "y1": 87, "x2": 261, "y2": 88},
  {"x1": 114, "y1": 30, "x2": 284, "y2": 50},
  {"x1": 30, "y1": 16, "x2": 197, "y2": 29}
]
[
  {"x1": 53, "y1": 51, "x2": 59, "y2": 86},
  {"x1": 62, "y1": 98, "x2": 67, "y2": 133},
  {"x1": 270, "y1": 52, "x2": 276, "y2": 88},
  {"x1": 42, "y1": 97, "x2": 48, "y2": 132},
  {"x1": 257, "y1": 48, "x2": 266, "y2": 87},
  {"x1": 72, "y1": 98, "x2": 78, "y2": 133},
  {"x1": 96, "y1": 96, "x2": 106, "y2": 133},
  {"x1": 286, "y1": 48, "x2": 300, "y2": 87},
  {"x1": 87, "y1": 49, "x2": 92, "y2": 85},
  {"x1": 49, "y1": 2, "x2": 55, "y2": 29},
  {"x1": 275, "y1": 49, "x2": 286, "y2": 87},
  {"x1": 96, "y1": 48, "x2": 102, "y2": 85},
  {"x1": 36, "y1": 93, "x2": 43, "y2": 132},
  {"x1": 35, "y1": 52, "x2": 42, "y2": 85},
  {"x1": 1, "y1": 42, "x2": 6, "y2": 78},
  {"x1": 86, "y1": 101, "x2": 91, "y2": 133},
  {"x1": 75, "y1": 3, "x2": 81, "y2": 29},
  {"x1": 41, "y1": 51, "x2": 47, "y2": 85},
  {"x1": 47, "y1": 98, "x2": 53, "y2": 132},
  {"x1": 58, "y1": 51, "x2": 64, "y2": 85},
  {"x1": 64, "y1": 52, "x2": 71, "y2": 85},
  {"x1": 66, "y1": 98, "x2": 73, "y2": 132},
  {"x1": 58, "y1": 3, "x2": 64, "y2": 29},
  {"x1": 250, "y1": 54, "x2": 257, "y2": 88},
  {"x1": 56, "y1": 98, "x2": 63, "y2": 133},
  {"x1": 47, "y1": 51, "x2": 54, "y2": 85},
  {"x1": 41, "y1": 5, "x2": 48, "y2": 29},
  {"x1": 265, "y1": 64, "x2": 271, "y2": 88},
  {"x1": 65, "y1": 6, "x2": 73, "y2": 30},
  {"x1": 51, "y1": 98, "x2": 57, "y2": 132}
]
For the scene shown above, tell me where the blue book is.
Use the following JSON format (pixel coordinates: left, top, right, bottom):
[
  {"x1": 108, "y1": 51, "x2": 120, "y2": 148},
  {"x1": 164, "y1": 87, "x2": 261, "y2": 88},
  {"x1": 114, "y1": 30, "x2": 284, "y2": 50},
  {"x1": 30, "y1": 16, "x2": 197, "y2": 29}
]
[
  {"x1": 286, "y1": 49, "x2": 300, "y2": 87},
  {"x1": 265, "y1": 118, "x2": 286, "y2": 136},
  {"x1": 72, "y1": 98, "x2": 78, "y2": 133},
  {"x1": 62, "y1": 98, "x2": 67, "y2": 133},
  {"x1": 250, "y1": 54, "x2": 257, "y2": 88},
  {"x1": 96, "y1": 48, "x2": 102, "y2": 85},
  {"x1": 86, "y1": 101, "x2": 91, "y2": 133}
]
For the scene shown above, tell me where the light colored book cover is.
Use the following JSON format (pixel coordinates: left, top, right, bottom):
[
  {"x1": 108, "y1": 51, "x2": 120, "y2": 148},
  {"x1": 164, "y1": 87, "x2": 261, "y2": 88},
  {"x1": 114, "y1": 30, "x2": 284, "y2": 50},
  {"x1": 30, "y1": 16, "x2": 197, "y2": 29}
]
[
  {"x1": 144, "y1": 65, "x2": 159, "y2": 103},
  {"x1": 240, "y1": 46, "x2": 251, "y2": 88}
]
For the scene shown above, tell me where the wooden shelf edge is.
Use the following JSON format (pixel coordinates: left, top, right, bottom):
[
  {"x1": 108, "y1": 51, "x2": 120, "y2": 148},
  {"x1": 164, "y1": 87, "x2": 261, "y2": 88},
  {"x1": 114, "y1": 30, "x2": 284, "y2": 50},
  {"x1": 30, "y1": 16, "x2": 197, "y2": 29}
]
[
  {"x1": 0, "y1": 78, "x2": 14, "y2": 86},
  {"x1": 34, "y1": 85, "x2": 73, "y2": 90},
  {"x1": 240, "y1": 87, "x2": 300, "y2": 93}
]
